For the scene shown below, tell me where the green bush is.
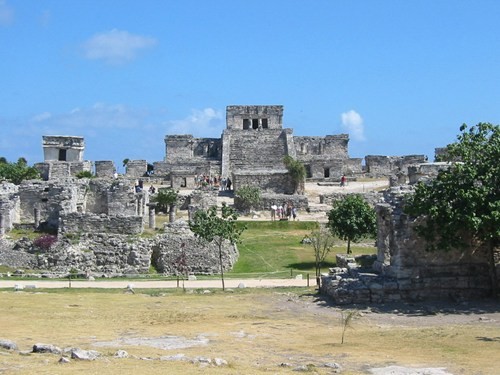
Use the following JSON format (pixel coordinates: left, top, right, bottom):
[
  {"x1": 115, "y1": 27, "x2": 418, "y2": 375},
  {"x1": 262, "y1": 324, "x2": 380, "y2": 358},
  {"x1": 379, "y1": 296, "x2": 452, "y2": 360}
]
[{"x1": 235, "y1": 186, "x2": 261, "y2": 212}]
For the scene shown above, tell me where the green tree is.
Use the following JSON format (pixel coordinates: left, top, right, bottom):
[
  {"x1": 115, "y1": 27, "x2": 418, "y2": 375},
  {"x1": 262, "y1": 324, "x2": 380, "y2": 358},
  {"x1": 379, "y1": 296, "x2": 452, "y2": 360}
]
[
  {"x1": 327, "y1": 194, "x2": 376, "y2": 254},
  {"x1": 405, "y1": 123, "x2": 499, "y2": 296},
  {"x1": 151, "y1": 187, "x2": 178, "y2": 214},
  {"x1": 0, "y1": 158, "x2": 41, "y2": 184},
  {"x1": 306, "y1": 224, "x2": 336, "y2": 285},
  {"x1": 234, "y1": 186, "x2": 261, "y2": 213},
  {"x1": 283, "y1": 155, "x2": 306, "y2": 194},
  {"x1": 189, "y1": 202, "x2": 246, "y2": 290}
]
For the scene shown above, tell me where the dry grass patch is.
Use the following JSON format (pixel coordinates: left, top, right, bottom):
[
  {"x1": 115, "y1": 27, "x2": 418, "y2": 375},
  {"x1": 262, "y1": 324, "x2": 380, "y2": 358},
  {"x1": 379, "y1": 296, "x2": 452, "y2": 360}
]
[{"x1": 0, "y1": 289, "x2": 499, "y2": 374}]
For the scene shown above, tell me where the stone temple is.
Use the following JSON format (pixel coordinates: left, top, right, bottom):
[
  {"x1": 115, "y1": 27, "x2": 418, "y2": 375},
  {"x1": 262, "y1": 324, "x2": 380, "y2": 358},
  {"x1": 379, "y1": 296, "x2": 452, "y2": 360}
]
[{"x1": 154, "y1": 105, "x2": 364, "y2": 193}]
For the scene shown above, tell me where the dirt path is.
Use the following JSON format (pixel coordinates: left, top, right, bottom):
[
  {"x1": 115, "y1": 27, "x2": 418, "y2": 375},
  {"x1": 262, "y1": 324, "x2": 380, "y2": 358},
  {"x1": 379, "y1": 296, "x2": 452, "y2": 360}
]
[{"x1": 0, "y1": 277, "x2": 311, "y2": 289}]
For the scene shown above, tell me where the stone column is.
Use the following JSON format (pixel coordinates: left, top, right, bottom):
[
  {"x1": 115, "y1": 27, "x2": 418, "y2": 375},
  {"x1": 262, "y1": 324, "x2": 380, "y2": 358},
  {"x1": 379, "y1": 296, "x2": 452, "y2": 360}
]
[
  {"x1": 0, "y1": 214, "x2": 5, "y2": 237},
  {"x1": 34, "y1": 207, "x2": 41, "y2": 229},
  {"x1": 148, "y1": 205, "x2": 156, "y2": 229},
  {"x1": 169, "y1": 204, "x2": 176, "y2": 223},
  {"x1": 188, "y1": 205, "x2": 196, "y2": 222}
]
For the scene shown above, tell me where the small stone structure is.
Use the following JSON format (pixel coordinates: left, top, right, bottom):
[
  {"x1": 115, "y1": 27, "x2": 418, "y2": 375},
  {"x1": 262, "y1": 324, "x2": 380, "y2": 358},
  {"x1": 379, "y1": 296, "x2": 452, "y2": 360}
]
[{"x1": 35, "y1": 136, "x2": 92, "y2": 180}]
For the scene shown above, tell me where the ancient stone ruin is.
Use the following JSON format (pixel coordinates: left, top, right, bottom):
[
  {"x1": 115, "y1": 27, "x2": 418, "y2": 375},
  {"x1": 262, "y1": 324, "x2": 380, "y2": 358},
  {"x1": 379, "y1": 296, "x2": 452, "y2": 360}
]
[
  {"x1": 320, "y1": 178, "x2": 499, "y2": 303},
  {"x1": 1, "y1": 104, "x2": 496, "y2": 302}
]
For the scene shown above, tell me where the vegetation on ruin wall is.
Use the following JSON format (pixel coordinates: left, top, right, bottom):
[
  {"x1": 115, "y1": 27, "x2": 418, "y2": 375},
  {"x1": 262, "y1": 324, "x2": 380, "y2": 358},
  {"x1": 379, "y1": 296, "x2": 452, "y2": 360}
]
[
  {"x1": 0, "y1": 157, "x2": 40, "y2": 184},
  {"x1": 234, "y1": 185, "x2": 261, "y2": 213},
  {"x1": 405, "y1": 123, "x2": 500, "y2": 296},
  {"x1": 283, "y1": 155, "x2": 306, "y2": 194}
]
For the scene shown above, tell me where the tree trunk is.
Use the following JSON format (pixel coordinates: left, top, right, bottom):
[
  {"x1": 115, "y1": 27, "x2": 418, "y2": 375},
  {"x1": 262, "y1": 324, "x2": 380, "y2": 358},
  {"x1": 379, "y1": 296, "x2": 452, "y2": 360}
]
[
  {"x1": 218, "y1": 241, "x2": 225, "y2": 291},
  {"x1": 347, "y1": 239, "x2": 352, "y2": 254},
  {"x1": 487, "y1": 241, "x2": 498, "y2": 297}
]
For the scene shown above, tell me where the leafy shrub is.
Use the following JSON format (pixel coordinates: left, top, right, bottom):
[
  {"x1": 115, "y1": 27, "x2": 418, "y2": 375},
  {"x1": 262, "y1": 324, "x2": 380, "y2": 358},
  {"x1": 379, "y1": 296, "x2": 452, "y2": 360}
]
[
  {"x1": 235, "y1": 186, "x2": 261, "y2": 212},
  {"x1": 33, "y1": 234, "x2": 58, "y2": 250},
  {"x1": 75, "y1": 170, "x2": 93, "y2": 179}
]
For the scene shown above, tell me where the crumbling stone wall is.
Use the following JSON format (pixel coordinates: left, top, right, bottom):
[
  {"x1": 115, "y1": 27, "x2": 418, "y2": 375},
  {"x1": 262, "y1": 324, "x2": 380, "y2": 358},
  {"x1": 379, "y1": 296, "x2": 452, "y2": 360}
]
[
  {"x1": 17, "y1": 180, "x2": 80, "y2": 228},
  {"x1": 365, "y1": 155, "x2": 426, "y2": 177},
  {"x1": 94, "y1": 161, "x2": 116, "y2": 178},
  {"x1": 0, "y1": 183, "x2": 20, "y2": 234},
  {"x1": 1, "y1": 179, "x2": 148, "y2": 232},
  {"x1": 35, "y1": 161, "x2": 93, "y2": 180},
  {"x1": 151, "y1": 222, "x2": 238, "y2": 275},
  {"x1": 320, "y1": 185, "x2": 497, "y2": 303},
  {"x1": 373, "y1": 186, "x2": 494, "y2": 300},
  {"x1": 319, "y1": 191, "x2": 382, "y2": 208},
  {"x1": 60, "y1": 213, "x2": 143, "y2": 235},
  {"x1": 0, "y1": 222, "x2": 238, "y2": 276},
  {"x1": 408, "y1": 162, "x2": 451, "y2": 184},
  {"x1": 233, "y1": 172, "x2": 294, "y2": 194},
  {"x1": 234, "y1": 193, "x2": 309, "y2": 212},
  {"x1": 125, "y1": 160, "x2": 147, "y2": 178}
]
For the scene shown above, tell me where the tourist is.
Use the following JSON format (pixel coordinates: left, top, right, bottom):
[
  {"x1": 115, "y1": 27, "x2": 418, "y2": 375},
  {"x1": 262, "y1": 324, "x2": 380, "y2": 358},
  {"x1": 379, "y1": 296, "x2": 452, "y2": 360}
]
[
  {"x1": 271, "y1": 203, "x2": 277, "y2": 221},
  {"x1": 292, "y1": 206, "x2": 297, "y2": 221},
  {"x1": 340, "y1": 174, "x2": 346, "y2": 187}
]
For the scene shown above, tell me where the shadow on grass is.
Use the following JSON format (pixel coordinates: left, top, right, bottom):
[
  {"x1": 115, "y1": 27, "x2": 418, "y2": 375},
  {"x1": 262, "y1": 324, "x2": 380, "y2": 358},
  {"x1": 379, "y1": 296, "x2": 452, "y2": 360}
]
[{"x1": 287, "y1": 261, "x2": 336, "y2": 271}]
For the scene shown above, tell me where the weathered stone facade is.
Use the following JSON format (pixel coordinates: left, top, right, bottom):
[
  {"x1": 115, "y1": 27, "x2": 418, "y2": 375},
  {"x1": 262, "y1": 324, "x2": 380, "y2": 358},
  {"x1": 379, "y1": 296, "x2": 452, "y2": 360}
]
[
  {"x1": 94, "y1": 161, "x2": 116, "y2": 178},
  {"x1": 42, "y1": 136, "x2": 85, "y2": 162},
  {"x1": 365, "y1": 155, "x2": 427, "y2": 178},
  {"x1": 158, "y1": 105, "x2": 356, "y2": 194}
]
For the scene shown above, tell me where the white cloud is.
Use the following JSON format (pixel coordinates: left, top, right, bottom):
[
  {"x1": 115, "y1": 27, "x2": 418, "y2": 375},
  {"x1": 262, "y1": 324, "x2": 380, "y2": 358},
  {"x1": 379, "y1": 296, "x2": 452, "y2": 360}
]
[
  {"x1": 32, "y1": 112, "x2": 52, "y2": 122},
  {"x1": 341, "y1": 109, "x2": 366, "y2": 141},
  {"x1": 0, "y1": 0, "x2": 14, "y2": 26},
  {"x1": 27, "y1": 103, "x2": 154, "y2": 133},
  {"x1": 82, "y1": 29, "x2": 157, "y2": 65},
  {"x1": 167, "y1": 108, "x2": 224, "y2": 137}
]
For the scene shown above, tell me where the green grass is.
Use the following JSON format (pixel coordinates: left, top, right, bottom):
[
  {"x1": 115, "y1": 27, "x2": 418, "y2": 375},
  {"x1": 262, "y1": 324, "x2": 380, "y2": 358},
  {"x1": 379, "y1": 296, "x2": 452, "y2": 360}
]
[{"x1": 229, "y1": 220, "x2": 376, "y2": 278}]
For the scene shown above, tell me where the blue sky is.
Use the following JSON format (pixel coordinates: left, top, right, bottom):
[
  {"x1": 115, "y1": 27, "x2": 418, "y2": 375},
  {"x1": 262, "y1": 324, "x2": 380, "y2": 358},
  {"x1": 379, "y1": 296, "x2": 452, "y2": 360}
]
[{"x1": 1, "y1": 1, "x2": 499, "y2": 171}]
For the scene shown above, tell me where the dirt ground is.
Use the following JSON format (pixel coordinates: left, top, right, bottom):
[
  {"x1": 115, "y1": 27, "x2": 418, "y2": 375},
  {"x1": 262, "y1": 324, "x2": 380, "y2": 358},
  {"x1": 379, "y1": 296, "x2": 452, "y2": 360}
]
[{"x1": 0, "y1": 289, "x2": 498, "y2": 374}]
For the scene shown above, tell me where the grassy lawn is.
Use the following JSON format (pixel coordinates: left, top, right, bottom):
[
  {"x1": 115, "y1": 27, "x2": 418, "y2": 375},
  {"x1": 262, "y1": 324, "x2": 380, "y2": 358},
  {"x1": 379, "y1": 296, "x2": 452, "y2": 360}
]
[{"x1": 228, "y1": 221, "x2": 376, "y2": 279}]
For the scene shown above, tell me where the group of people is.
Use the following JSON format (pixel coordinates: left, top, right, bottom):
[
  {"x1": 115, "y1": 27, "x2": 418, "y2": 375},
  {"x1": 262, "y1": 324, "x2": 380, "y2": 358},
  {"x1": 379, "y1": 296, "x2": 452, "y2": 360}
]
[
  {"x1": 195, "y1": 174, "x2": 232, "y2": 191},
  {"x1": 270, "y1": 202, "x2": 297, "y2": 221}
]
